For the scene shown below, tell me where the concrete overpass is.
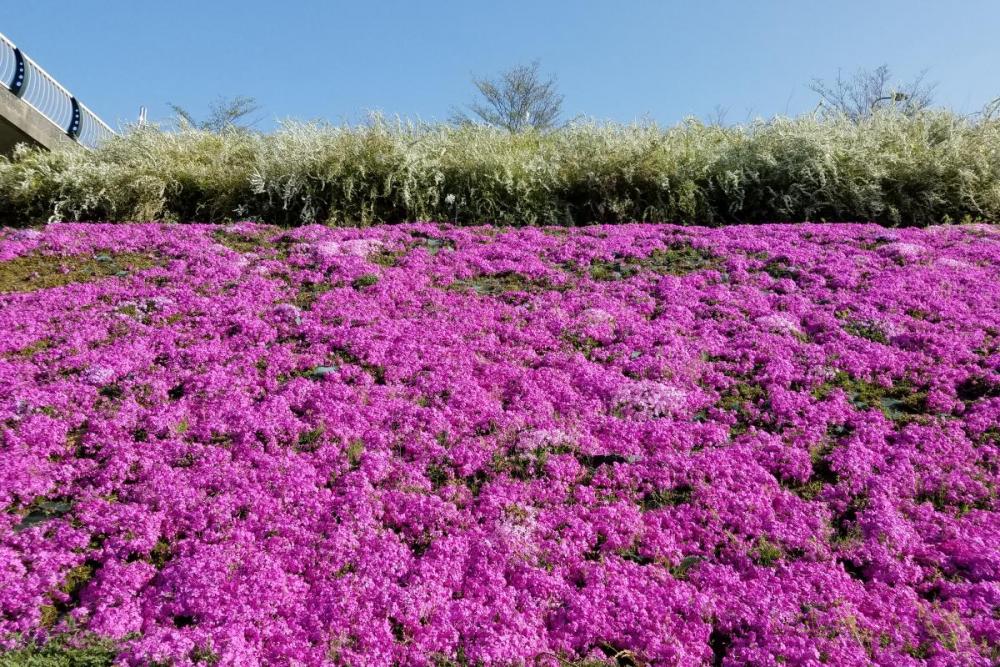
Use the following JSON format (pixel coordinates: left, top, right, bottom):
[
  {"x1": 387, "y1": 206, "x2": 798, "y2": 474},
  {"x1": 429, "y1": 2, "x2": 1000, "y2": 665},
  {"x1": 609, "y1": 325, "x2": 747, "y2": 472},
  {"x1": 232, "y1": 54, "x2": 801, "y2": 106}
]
[{"x1": 1, "y1": 31, "x2": 115, "y2": 153}]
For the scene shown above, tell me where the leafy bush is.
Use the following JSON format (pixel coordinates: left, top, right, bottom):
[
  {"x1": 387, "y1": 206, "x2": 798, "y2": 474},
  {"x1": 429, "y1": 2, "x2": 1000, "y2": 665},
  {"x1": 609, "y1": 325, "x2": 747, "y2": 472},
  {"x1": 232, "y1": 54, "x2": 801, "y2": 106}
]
[
  {"x1": 1, "y1": 111, "x2": 998, "y2": 227},
  {"x1": 0, "y1": 632, "x2": 117, "y2": 667}
]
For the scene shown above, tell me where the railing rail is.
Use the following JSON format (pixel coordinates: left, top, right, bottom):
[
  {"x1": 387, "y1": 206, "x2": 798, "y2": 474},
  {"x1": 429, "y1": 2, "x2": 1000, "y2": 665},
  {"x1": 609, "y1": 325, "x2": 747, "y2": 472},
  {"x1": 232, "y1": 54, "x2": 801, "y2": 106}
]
[{"x1": 0, "y1": 31, "x2": 115, "y2": 149}]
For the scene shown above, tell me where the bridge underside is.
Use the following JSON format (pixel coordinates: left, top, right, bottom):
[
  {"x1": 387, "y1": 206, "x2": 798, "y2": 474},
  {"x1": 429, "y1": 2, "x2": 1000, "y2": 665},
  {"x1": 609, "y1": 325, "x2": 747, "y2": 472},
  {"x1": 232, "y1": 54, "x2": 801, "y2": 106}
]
[{"x1": 0, "y1": 85, "x2": 75, "y2": 154}]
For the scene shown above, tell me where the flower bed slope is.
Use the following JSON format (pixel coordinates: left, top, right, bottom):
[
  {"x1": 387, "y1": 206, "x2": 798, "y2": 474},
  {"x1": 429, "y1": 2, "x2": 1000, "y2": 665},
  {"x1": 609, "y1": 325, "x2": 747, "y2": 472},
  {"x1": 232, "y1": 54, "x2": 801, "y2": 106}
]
[{"x1": 0, "y1": 222, "x2": 998, "y2": 666}]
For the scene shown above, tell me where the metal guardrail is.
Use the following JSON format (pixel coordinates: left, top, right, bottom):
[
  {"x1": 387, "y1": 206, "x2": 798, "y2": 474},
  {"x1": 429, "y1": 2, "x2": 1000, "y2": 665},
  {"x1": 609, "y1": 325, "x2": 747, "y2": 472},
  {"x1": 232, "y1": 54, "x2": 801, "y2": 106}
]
[{"x1": 1, "y1": 31, "x2": 116, "y2": 149}]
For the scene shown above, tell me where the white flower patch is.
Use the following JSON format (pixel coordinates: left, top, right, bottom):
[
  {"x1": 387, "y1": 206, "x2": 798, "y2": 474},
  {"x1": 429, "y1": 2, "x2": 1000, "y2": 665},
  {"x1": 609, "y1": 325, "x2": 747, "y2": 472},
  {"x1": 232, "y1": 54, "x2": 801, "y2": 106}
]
[
  {"x1": 314, "y1": 238, "x2": 384, "y2": 258},
  {"x1": 148, "y1": 296, "x2": 176, "y2": 310},
  {"x1": 223, "y1": 222, "x2": 257, "y2": 235},
  {"x1": 755, "y1": 313, "x2": 802, "y2": 336},
  {"x1": 13, "y1": 229, "x2": 43, "y2": 241},
  {"x1": 83, "y1": 366, "x2": 115, "y2": 386},
  {"x1": 614, "y1": 380, "x2": 688, "y2": 418},
  {"x1": 879, "y1": 242, "x2": 925, "y2": 262},
  {"x1": 497, "y1": 507, "x2": 539, "y2": 560},
  {"x1": 273, "y1": 303, "x2": 303, "y2": 325},
  {"x1": 935, "y1": 257, "x2": 973, "y2": 269},
  {"x1": 579, "y1": 308, "x2": 614, "y2": 324},
  {"x1": 518, "y1": 428, "x2": 575, "y2": 452}
]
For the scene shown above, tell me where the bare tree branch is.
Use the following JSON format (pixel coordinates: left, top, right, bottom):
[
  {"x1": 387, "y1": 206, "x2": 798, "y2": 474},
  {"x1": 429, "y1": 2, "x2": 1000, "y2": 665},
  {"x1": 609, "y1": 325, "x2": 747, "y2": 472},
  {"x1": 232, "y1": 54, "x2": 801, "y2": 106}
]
[
  {"x1": 452, "y1": 61, "x2": 563, "y2": 132},
  {"x1": 809, "y1": 65, "x2": 936, "y2": 121},
  {"x1": 168, "y1": 95, "x2": 262, "y2": 133}
]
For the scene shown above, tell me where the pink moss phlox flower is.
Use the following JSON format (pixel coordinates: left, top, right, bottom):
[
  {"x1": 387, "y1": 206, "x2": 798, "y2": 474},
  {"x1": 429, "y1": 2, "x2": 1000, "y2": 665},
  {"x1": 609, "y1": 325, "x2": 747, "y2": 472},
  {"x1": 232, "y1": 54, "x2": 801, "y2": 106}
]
[{"x1": 0, "y1": 221, "x2": 998, "y2": 665}]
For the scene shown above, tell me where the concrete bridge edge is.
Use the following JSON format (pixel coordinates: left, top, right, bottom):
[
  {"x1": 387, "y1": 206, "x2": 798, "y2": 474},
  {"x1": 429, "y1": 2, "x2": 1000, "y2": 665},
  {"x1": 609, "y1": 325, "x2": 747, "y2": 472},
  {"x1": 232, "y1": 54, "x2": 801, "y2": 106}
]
[{"x1": 0, "y1": 85, "x2": 78, "y2": 154}]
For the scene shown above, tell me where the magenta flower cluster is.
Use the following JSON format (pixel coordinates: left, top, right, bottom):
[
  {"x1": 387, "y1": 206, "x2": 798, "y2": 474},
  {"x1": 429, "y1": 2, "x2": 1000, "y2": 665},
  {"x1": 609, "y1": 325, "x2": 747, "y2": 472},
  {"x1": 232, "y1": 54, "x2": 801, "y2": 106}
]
[{"x1": 0, "y1": 222, "x2": 998, "y2": 666}]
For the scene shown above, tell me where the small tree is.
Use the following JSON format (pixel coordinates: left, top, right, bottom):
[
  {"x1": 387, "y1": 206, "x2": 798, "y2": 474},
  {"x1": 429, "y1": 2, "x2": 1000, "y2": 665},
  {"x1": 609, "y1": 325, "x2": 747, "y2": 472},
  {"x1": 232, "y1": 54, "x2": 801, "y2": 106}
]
[
  {"x1": 168, "y1": 95, "x2": 261, "y2": 132},
  {"x1": 452, "y1": 61, "x2": 563, "y2": 132},
  {"x1": 810, "y1": 65, "x2": 936, "y2": 120}
]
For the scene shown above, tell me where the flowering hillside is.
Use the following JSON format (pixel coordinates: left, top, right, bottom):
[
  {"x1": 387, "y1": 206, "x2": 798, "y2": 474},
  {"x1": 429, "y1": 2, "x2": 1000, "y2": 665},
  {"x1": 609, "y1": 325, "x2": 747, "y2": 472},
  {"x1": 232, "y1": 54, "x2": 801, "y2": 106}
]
[{"x1": 0, "y1": 222, "x2": 998, "y2": 666}]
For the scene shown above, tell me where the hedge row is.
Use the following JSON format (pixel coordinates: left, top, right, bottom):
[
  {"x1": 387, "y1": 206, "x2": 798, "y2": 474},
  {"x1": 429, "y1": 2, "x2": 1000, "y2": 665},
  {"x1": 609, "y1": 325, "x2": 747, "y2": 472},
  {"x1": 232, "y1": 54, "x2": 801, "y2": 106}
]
[{"x1": 1, "y1": 112, "x2": 998, "y2": 227}]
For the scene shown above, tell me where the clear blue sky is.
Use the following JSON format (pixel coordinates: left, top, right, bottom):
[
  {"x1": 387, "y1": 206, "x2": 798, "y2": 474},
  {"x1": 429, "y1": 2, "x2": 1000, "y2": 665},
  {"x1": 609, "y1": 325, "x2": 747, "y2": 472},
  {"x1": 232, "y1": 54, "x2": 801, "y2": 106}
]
[{"x1": 2, "y1": 1, "x2": 998, "y2": 131}]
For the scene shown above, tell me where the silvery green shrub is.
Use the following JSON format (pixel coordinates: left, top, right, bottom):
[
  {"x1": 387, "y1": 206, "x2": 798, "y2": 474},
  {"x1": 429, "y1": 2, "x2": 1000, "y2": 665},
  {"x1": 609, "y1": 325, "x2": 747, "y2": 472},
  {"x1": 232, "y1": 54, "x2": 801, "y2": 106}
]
[{"x1": 0, "y1": 111, "x2": 997, "y2": 227}]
